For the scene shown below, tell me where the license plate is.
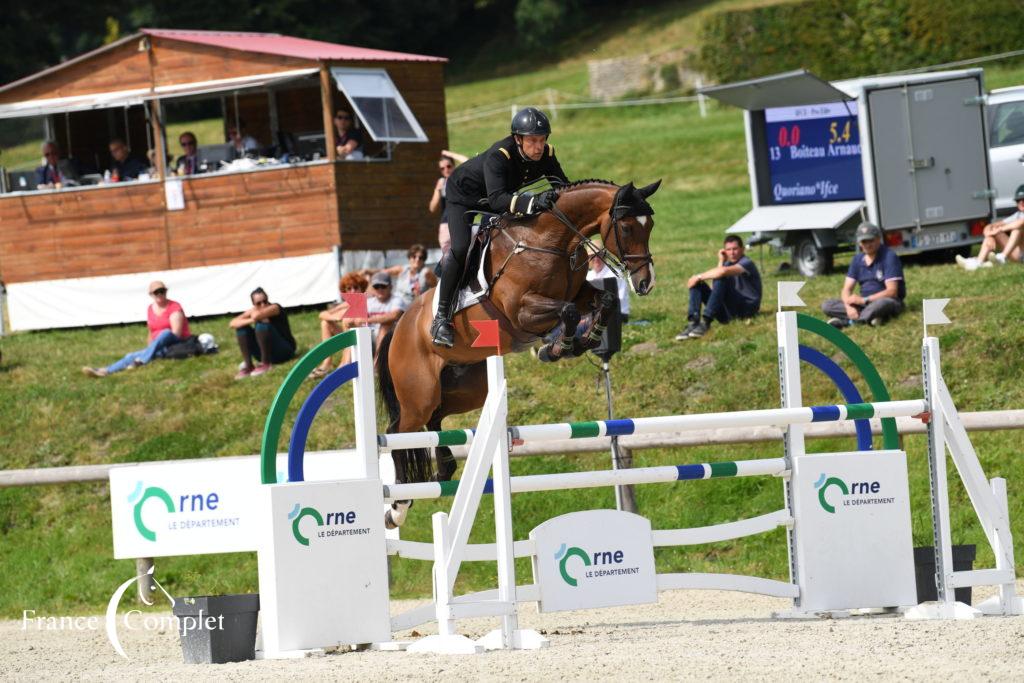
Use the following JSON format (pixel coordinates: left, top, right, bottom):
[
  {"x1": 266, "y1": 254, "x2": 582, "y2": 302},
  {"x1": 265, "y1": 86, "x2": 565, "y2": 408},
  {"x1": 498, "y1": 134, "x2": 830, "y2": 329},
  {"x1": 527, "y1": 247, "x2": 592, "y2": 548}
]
[{"x1": 911, "y1": 230, "x2": 959, "y2": 249}]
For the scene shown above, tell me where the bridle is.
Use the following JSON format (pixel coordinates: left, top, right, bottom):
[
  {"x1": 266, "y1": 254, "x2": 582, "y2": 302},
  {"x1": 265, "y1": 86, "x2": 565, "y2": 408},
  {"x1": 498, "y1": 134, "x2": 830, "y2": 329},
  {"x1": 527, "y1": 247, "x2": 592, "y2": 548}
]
[{"x1": 482, "y1": 186, "x2": 654, "y2": 291}]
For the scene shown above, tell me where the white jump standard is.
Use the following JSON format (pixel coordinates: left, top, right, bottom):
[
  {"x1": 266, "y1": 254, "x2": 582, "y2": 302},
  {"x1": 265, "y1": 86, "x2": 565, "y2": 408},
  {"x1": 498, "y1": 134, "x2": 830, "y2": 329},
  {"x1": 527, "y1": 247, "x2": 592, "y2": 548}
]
[{"x1": 255, "y1": 295, "x2": 1022, "y2": 658}]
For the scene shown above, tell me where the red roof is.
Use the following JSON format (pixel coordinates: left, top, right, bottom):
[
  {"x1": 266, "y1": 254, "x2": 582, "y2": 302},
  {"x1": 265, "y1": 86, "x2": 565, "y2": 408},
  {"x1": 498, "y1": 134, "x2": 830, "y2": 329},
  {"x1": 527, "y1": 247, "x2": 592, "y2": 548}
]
[{"x1": 142, "y1": 29, "x2": 446, "y2": 63}]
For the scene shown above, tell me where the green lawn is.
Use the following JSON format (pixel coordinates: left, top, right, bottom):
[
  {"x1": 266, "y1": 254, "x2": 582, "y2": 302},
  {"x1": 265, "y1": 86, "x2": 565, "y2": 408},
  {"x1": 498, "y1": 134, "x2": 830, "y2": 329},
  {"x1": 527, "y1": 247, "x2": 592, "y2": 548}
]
[{"x1": 3, "y1": 55, "x2": 1024, "y2": 616}]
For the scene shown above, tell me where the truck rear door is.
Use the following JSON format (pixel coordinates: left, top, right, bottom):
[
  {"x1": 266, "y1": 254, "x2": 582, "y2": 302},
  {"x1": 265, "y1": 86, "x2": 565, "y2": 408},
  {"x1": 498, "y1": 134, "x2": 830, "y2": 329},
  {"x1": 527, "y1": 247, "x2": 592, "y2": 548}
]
[{"x1": 868, "y1": 76, "x2": 991, "y2": 230}]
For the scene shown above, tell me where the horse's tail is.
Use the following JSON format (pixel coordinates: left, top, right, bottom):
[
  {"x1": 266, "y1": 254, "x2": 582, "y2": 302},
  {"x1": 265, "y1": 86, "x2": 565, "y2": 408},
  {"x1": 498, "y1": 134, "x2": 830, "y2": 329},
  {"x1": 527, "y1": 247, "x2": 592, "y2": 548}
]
[{"x1": 375, "y1": 326, "x2": 435, "y2": 485}]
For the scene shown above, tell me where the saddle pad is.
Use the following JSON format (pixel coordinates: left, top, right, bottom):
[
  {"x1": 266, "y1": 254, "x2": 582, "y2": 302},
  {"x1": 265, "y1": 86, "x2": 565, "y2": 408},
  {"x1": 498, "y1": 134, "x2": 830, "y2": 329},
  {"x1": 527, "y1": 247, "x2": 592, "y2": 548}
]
[{"x1": 432, "y1": 232, "x2": 491, "y2": 318}]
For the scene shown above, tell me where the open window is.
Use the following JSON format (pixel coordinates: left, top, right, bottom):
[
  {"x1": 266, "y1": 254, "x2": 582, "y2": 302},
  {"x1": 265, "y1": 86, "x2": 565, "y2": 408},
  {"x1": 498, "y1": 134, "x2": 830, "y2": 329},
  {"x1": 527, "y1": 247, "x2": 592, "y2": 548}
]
[{"x1": 330, "y1": 67, "x2": 427, "y2": 143}]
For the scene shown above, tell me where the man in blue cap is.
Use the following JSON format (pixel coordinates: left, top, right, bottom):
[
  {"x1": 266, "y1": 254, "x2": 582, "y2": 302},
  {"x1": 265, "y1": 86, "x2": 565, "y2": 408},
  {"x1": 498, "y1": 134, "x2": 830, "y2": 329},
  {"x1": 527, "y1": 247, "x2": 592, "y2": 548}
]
[{"x1": 821, "y1": 221, "x2": 905, "y2": 328}]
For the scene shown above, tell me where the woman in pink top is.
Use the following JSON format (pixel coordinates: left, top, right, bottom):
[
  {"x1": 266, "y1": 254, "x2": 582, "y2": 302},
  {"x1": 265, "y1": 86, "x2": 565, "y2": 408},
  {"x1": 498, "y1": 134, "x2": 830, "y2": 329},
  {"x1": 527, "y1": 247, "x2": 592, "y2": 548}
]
[{"x1": 82, "y1": 280, "x2": 190, "y2": 377}]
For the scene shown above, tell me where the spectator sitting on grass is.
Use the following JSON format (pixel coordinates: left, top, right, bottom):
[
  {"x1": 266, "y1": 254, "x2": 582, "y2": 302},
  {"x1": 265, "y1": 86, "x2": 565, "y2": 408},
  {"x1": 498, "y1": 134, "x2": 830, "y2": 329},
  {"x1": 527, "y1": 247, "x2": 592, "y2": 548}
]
[
  {"x1": 310, "y1": 272, "x2": 369, "y2": 379},
  {"x1": 675, "y1": 234, "x2": 761, "y2": 341},
  {"x1": 362, "y1": 271, "x2": 408, "y2": 346},
  {"x1": 230, "y1": 287, "x2": 297, "y2": 379},
  {"x1": 82, "y1": 281, "x2": 189, "y2": 377},
  {"x1": 956, "y1": 184, "x2": 1024, "y2": 270},
  {"x1": 821, "y1": 221, "x2": 905, "y2": 328}
]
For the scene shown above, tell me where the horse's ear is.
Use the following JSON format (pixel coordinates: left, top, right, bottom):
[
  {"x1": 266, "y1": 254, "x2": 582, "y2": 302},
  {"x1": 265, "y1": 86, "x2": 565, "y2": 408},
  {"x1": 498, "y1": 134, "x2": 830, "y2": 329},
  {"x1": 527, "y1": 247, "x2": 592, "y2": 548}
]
[{"x1": 637, "y1": 179, "x2": 662, "y2": 199}]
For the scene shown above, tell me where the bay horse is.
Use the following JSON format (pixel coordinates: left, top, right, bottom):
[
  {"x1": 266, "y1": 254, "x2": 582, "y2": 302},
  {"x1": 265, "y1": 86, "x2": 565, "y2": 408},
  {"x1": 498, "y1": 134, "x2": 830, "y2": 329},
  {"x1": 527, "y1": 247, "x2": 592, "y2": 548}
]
[{"x1": 377, "y1": 179, "x2": 661, "y2": 526}]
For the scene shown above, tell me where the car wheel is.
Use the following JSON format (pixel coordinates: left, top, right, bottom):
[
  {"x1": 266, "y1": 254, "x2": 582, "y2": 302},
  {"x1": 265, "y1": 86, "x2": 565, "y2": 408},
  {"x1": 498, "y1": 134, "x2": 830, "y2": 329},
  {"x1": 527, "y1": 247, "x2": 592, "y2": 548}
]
[{"x1": 792, "y1": 237, "x2": 833, "y2": 277}]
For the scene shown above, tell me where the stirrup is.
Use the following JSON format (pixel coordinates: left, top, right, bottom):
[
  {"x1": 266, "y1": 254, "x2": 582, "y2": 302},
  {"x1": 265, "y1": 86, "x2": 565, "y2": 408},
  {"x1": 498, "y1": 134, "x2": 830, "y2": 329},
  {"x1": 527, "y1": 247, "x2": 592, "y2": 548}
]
[{"x1": 430, "y1": 316, "x2": 455, "y2": 348}]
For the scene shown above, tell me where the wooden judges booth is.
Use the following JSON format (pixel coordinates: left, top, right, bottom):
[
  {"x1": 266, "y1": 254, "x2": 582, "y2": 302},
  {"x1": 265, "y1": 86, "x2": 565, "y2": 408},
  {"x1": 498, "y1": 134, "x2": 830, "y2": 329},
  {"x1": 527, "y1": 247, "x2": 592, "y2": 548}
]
[{"x1": 0, "y1": 29, "x2": 447, "y2": 331}]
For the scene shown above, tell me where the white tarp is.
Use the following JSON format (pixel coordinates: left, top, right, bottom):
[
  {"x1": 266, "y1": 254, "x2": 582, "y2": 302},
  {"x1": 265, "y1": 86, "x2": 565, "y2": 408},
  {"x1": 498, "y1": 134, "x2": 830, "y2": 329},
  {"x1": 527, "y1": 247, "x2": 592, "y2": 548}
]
[
  {"x1": 7, "y1": 252, "x2": 339, "y2": 332},
  {"x1": 727, "y1": 200, "x2": 864, "y2": 234}
]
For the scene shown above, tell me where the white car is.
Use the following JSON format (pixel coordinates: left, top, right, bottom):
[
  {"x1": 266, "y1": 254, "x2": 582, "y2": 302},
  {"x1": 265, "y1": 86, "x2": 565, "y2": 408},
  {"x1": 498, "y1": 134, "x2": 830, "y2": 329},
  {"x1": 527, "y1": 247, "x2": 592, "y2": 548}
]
[{"x1": 988, "y1": 85, "x2": 1024, "y2": 215}]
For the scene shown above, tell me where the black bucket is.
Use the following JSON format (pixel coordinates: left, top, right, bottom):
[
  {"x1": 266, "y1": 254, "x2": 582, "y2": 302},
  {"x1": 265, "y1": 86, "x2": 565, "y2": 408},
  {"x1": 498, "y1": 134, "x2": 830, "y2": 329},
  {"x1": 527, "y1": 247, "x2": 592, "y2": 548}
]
[
  {"x1": 913, "y1": 545, "x2": 976, "y2": 605},
  {"x1": 172, "y1": 594, "x2": 260, "y2": 664}
]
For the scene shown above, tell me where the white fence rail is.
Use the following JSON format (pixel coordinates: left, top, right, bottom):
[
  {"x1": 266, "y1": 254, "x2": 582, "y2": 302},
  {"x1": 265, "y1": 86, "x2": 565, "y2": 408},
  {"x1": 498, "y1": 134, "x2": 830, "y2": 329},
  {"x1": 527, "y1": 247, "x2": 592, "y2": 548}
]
[{"x1": 2, "y1": 409, "x2": 1022, "y2": 488}]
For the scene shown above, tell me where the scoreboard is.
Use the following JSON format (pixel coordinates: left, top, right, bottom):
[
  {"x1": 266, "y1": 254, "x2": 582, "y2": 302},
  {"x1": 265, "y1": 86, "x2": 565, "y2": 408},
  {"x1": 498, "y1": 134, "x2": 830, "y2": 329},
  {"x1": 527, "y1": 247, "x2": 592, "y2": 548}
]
[{"x1": 763, "y1": 101, "x2": 865, "y2": 205}]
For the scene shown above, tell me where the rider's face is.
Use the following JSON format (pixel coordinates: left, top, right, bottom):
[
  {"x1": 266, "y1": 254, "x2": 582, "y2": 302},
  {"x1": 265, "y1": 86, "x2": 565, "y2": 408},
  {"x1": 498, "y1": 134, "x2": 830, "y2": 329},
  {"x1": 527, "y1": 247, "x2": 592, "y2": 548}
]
[{"x1": 516, "y1": 134, "x2": 547, "y2": 161}]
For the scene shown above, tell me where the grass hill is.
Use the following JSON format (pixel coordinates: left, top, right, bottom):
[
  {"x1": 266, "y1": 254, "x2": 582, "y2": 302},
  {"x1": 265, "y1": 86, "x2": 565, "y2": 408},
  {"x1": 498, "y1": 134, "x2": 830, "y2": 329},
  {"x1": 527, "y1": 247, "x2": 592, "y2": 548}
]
[{"x1": 2, "y1": 9, "x2": 1024, "y2": 616}]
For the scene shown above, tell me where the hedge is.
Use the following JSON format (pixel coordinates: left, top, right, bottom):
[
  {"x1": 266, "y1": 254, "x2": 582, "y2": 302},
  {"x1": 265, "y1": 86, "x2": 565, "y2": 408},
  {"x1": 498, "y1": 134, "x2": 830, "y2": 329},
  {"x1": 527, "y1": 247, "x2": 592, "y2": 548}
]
[{"x1": 695, "y1": 0, "x2": 1024, "y2": 84}]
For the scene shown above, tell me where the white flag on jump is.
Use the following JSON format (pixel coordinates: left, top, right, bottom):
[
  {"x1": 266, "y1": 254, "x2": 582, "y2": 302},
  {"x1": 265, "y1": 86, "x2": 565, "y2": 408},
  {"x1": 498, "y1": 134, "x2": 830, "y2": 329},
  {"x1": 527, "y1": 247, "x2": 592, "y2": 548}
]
[
  {"x1": 777, "y1": 281, "x2": 806, "y2": 309},
  {"x1": 923, "y1": 298, "x2": 951, "y2": 327}
]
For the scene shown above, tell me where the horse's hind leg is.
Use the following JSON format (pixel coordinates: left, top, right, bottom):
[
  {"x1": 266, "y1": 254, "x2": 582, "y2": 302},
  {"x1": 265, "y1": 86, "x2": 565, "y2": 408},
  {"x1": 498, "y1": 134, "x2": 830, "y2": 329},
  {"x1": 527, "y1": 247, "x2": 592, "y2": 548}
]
[{"x1": 427, "y1": 361, "x2": 489, "y2": 481}]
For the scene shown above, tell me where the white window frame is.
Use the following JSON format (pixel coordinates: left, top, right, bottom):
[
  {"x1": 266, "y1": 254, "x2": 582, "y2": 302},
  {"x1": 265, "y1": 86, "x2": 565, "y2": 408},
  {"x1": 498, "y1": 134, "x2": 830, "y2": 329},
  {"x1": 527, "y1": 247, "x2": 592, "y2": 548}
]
[{"x1": 330, "y1": 67, "x2": 427, "y2": 143}]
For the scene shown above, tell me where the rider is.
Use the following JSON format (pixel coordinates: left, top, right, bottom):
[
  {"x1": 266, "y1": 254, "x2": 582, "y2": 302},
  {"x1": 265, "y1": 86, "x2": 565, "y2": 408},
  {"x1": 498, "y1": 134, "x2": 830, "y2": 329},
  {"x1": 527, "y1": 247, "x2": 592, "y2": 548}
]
[{"x1": 430, "y1": 107, "x2": 569, "y2": 347}]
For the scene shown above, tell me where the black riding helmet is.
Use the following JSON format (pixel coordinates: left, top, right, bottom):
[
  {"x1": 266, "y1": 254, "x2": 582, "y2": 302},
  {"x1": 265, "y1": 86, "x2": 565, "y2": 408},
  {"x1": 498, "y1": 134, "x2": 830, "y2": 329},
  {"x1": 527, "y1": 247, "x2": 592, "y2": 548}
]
[
  {"x1": 1015, "y1": 184, "x2": 1024, "y2": 202},
  {"x1": 511, "y1": 107, "x2": 552, "y2": 137}
]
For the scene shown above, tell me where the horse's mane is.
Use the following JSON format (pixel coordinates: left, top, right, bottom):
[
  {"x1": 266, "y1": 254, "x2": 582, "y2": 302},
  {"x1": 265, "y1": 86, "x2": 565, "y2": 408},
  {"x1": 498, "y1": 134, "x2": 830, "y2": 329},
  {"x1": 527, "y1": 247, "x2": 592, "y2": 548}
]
[{"x1": 556, "y1": 178, "x2": 618, "y2": 194}]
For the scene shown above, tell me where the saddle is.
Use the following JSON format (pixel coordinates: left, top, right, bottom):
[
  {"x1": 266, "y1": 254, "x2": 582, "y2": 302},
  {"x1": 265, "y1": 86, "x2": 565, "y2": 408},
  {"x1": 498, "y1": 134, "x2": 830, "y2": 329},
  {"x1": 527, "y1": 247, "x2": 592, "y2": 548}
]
[{"x1": 432, "y1": 213, "x2": 500, "y2": 318}]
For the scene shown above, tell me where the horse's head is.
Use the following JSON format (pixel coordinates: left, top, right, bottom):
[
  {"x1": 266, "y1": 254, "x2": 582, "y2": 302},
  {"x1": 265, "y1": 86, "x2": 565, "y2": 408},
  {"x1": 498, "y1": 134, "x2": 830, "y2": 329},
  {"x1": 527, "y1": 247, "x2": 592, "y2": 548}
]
[{"x1": 603, "y1": 180, "x2": 661, "y2": 296}]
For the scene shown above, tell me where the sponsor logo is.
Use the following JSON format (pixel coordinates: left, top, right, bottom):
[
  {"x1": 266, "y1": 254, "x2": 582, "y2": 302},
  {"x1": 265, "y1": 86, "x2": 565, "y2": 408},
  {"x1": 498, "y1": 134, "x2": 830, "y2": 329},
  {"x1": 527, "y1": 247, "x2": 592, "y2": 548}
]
[
  {"x1": 287, "y1": 503, "x2": 368, "y2": 546},
  {"x1": 814, "y1": 473, "x2": 895, "y2": 513},
  {"x1": 554, "y1": 542, "x2": 637, "y2": 587},
  {"x1": 128, "y1": 480, "x2": 237, "y2": 542}
]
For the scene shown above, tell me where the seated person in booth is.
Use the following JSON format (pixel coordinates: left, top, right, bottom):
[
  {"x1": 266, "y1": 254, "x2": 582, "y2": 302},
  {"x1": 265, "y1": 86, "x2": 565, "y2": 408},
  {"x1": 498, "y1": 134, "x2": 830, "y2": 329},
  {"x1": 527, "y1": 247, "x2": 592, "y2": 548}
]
[
  {"x1": 675, "y1": 234, "x2": 761, "y2": 341},
  {"x1": 227, "y1": 121, "x2": 260, "y2": 158},
  {"x1": 956, "y1": 184, "x2": 1024, "y2": 270},
  {"x1": 82, "y1": 281, "x2": 190, "y2": 377},
  {"x1": 107, "y1": 138, "x2": 148, "y2": 181},
  {"x1": 230, "y1": 287, "x2": 297, "y2": 379},
  {"x1": 175, "y1": 132, "x2": 201, "y2": 175},
  {"x1": 35, "y1": 141, "x2": 81, "y2": 189},
  {"x1": 333, "y1": 109, "x2": 364, "y2": 160},
  {"x1": 310, "y1": 271, "x2": 370, "y2": 379},
  {"x1": 821, "y1": 221, "x2": 906, "y2": 328}
]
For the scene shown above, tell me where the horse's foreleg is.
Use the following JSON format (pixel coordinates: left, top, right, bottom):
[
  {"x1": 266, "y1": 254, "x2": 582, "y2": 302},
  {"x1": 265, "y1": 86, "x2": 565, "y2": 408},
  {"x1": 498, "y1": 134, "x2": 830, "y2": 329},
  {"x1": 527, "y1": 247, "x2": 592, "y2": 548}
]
[
  {"x1": 515, "y1": 292, "x2": 581, "y2": 363},
  {"x1": 574, "y1": 287, "x2": 617, "y2": 353}
]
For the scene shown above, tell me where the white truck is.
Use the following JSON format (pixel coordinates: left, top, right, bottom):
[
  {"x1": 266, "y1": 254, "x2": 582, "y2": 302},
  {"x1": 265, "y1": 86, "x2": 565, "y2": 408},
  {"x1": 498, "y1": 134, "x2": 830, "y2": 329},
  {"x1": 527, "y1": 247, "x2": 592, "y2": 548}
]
[
  {"x1": 986, "y1": 84, "x2": 1024, "y2": 216},
  {"x1": 702, "y1": 69, "x2": 992, "y2": 276}
]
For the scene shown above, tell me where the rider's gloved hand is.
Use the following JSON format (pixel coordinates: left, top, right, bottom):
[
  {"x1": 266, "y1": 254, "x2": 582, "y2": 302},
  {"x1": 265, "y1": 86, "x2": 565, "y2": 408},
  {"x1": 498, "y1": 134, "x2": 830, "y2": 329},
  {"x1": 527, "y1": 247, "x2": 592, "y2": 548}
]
[{"x1": 529, "y1": 189, "x2": 559, "y2": 214}]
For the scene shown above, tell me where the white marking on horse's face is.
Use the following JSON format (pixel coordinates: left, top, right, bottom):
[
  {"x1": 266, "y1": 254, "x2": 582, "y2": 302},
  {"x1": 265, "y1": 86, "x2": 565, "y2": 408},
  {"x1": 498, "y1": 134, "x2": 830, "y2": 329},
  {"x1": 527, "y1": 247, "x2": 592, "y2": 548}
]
[{"x1": 636, "y1": 215, "x2": 648, "y2": 227}]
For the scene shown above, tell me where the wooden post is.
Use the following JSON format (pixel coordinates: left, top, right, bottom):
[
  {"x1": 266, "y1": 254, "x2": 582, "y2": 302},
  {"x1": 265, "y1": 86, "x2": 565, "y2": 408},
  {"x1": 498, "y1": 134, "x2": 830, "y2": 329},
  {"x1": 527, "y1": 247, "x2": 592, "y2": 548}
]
[
  {"x1": 320, "y1": 63, "x2": 337, "y2": 162},
  {"x1": 618, "y1": 447, "x2": 638, "y2": 514},
  {"x1": 149, "y1": 100, "x2": 167, "y2": 180}
]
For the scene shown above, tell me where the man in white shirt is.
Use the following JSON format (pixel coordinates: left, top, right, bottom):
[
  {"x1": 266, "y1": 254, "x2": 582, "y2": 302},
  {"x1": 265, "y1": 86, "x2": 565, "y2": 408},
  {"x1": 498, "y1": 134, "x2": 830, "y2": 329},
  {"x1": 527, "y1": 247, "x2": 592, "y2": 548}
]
[
  {"x1": 586, "y1": 253, "x2": 630, "y2": 322},
  {"x1": 359, "y1": 271, "x2": 408, "y2": 346}
]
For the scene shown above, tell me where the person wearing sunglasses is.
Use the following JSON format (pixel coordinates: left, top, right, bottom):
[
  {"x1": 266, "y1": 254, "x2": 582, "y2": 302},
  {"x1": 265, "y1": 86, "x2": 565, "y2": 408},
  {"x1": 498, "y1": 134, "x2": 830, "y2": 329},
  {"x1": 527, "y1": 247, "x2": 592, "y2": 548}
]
[
  {"x1": 175, "y1": 132, "x2": 201, "y2": 175},
  {"x1": 429, "y1": 151, "x2": 468, "y2": 255},
  {"x1": 34, "y1": 140, "x2": 81, "y2": 190},
  {"x1": 366, "y1": 244, "x2": 438, "y2": 309},
  {"x1": 333, "y1": 110, "x2": 364, "y2": 160},
  {"x1": 310, "y1": 272, "x2": 370, "y2": 379},
  {"x1": 82, "y1": 281, "x2": 190, "y2": 377},
  {"x1": 346, "y1": 271, "x2": 407, "y2": 348},
  {"x1": 229, "y1": 287, "x2": 297, "y2": 379}
]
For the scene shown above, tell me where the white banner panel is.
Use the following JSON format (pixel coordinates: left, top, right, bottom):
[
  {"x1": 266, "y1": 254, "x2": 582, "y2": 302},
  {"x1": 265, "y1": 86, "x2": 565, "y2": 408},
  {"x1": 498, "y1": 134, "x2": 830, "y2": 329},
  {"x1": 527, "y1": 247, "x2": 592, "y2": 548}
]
[
  {"x1": 257, "y1": 479, "x2": 391, "y2": 654},
  {"x1": 109, "y1": 450, "x2": 395, "y2": 560},
  {"x1": 792, "y1": 449, "x2": 916, "y2": 612},
  {"x1": 7, "y1": 251, "x2": 338, "y2": 331},
  {"x1": 530, "y1": 510, "x2": 657, "y2": 613}
]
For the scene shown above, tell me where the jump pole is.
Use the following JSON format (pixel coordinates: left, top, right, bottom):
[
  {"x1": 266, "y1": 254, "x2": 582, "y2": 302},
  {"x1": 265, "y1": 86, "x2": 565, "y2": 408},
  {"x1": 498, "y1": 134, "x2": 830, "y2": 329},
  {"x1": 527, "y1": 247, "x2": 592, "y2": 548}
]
[
  {"x1": 383, "y1": 457, "x2": 788, "y2": 501},
  {"x1": 377, "y1": 400, "x2": 927, "y2": 451}
]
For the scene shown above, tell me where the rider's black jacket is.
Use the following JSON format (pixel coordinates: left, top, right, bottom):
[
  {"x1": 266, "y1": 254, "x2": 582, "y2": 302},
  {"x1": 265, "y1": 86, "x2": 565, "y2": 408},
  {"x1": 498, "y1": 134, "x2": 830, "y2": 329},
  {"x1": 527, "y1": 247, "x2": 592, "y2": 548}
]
[{"x1": 446, "y1": 135, "x2": 568, "y2": 215}]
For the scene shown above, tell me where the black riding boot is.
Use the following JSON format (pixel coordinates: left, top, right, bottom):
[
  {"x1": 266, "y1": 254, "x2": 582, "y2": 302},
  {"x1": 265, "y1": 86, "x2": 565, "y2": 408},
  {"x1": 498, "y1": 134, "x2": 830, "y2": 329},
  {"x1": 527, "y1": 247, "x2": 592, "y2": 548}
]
[{"x1": 431, "y1": 255, "x2": 460, "y2": 347}]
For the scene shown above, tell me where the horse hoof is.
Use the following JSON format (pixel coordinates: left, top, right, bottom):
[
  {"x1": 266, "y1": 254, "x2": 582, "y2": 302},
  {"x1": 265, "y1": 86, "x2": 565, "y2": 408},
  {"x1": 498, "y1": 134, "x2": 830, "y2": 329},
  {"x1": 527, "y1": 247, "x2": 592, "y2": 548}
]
[
  {"x1": 537, "y1": 345, "x2": 561, "y2": 363},
  {"x1": 435, "y1": 457, "x2": 457, "y2": 482},
  {"x1": 385, "y1": 500, "x2": 412, "y2": 529}
]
